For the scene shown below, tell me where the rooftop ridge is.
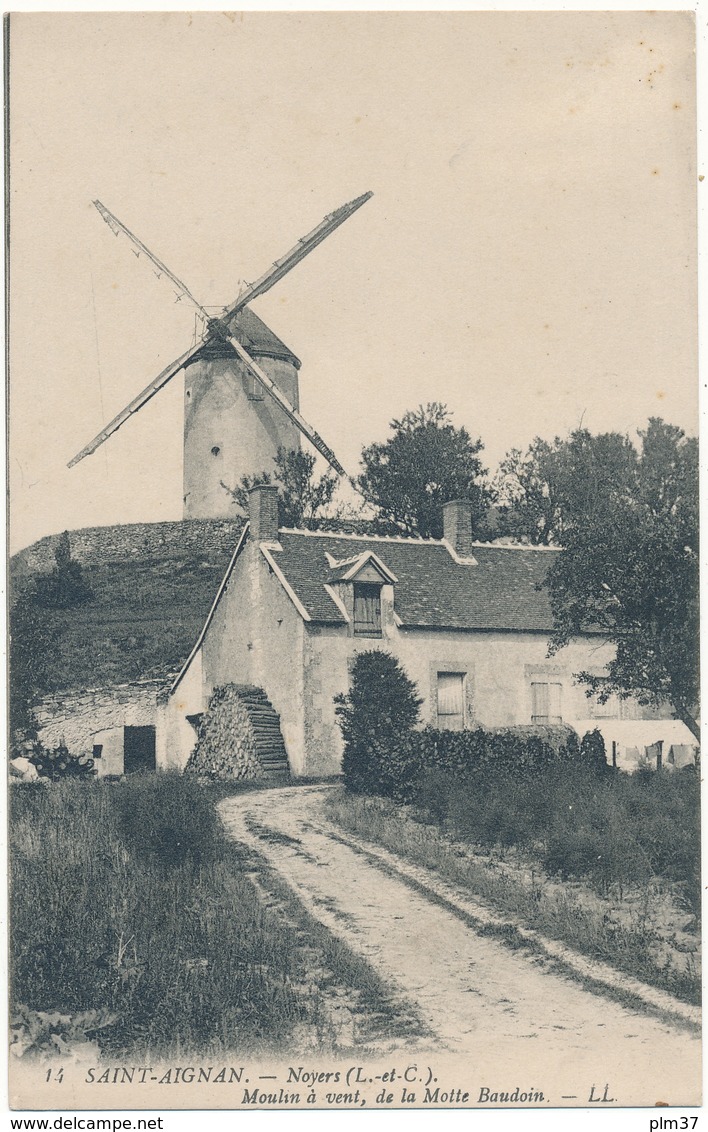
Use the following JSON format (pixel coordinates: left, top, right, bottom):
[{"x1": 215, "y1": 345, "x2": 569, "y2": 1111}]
[
  {"x1": 276, "y1": 527, "x2": 561, "y2": 552},
  {"x1": 470, "y1": 540, "x2": 561, "y2": 552},
  {"x1": 277, "y1": 527, "x2": 445, "y2": 546}
]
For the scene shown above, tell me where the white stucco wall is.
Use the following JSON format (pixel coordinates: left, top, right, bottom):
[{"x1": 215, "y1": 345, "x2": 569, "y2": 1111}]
[
  {"x1": 173, "y1": 543, "x2": 308, "y2": 775},
  {"x1": 183, "y1": 355, "x2": 300, "y2": 520},
  {"x1": 93, "y1": 727, "x2": 125, "y2": 777},
  {"x1": 157, "y1": 649, "x2": 204, "y2": 771}
]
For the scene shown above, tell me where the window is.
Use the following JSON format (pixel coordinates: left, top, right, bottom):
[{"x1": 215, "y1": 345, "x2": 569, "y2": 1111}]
[
  {"x1": 246, "y1": 374, "x2": 264, "y2": 401},
  {"x1": 531, "y1": 682, "x2": 562, "y2": 723},
  {"x1": 92, "y1": 744, "x2": 103, "y2": 760},
  {"x1": 588, "y1": 691, "x2": 620, "y2": 719},
  {"x1": 353, "y1": 583, "x2": 382, "y2": 637},
  {"x1": 437, "y1": 672, "x2": 465, "y2": 731}
]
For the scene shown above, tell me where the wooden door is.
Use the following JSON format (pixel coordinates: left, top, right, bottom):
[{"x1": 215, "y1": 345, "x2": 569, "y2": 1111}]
[{"x1": 437, "y1": 672, "x2": 465, "y2": 730}]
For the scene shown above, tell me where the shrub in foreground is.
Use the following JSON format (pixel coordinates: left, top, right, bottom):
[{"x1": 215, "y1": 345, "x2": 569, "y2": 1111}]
[
  {"x1": 115, "y1": 771, "x2": 222, "y2": 866},
  {"x1": 410, "y1": 723, "x2": 589, "y2": 785},
  {"x1": 28, "y1": 740, "x2": 96, "y2": 781}
]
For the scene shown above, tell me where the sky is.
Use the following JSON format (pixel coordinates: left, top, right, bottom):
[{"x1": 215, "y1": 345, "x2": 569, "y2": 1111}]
[{"x1": 7, "y1": 10, "x2": 698, "y2": 553}]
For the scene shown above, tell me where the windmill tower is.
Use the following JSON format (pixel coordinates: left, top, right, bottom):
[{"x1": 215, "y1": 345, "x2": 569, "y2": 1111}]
[
  {"x1": 69, "y1": 195, "x2": 372, "y2": 517},
  {"x1": 183, "y1": 307, "x2": 302, "y2": 518}
]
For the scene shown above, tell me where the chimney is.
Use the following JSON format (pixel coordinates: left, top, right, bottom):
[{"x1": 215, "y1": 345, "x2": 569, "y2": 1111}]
[
  {"x1": 442, "y1": 499, "x2": 475, "y2": 559},
  {"x1": 248, "y1": 484, "x2": 280, "y2": 543}
]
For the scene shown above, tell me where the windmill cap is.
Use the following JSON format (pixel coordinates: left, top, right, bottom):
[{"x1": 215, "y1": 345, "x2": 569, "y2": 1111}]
[{"x1": 192, "y1": 306, "x2": 301, "y2": 369}]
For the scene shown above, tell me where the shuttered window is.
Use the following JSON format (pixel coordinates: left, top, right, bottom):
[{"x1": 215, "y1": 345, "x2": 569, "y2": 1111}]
[
  {"x1": 437, "y1": 672, "x2": 465, "y2": 731},
  {"x1": 531, "y1": 682, "x2": 562, "y2": 723},
  {"x1": 353, "y1": 583, "x2": 382, "y2": 637}
]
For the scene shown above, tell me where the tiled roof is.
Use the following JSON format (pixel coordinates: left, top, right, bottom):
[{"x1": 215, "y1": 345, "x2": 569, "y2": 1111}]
[{"x1": 270, "y1": 531, "x2": 560, "y2": 632}]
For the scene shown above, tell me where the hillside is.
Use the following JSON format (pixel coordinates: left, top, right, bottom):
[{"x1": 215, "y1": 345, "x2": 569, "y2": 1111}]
[{"x1": 10, "y1": 520, "x2": 242, "y2": 695}]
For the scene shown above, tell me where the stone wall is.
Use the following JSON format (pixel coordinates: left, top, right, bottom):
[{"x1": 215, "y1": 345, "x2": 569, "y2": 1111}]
[
  {"x1": 35, "y1": 678, "x2": 164, "y2": 757},
  {"x1": 12, "y1": 519, "x2": 243, "y2": 575}
]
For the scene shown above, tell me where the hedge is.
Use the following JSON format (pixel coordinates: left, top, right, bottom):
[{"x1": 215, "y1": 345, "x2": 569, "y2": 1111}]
[{"x1": 410, "y1": 723, "x2": 607, "y2": 783}]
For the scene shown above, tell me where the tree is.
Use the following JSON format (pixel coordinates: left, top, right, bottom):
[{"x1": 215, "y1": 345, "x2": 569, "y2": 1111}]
[
  {"x1": 9, "y1": 590, "x2": 57, "y2": 741},
  {"x1": 32, "y1": 531, "x2": 94, "y2": 608},
  {"x1": 334, "y1": 651, "x2": 422, "y2": 800},
  {"x1": 545, "y1": 419, "x2": 699, "y2": 740},
  {"x1": 224, "y1": 447, "x2": 338, "y2": 530},
  {"x1": 493, "y1": 430, "x2": 637, "y2": 545},
  {"x1": 357, "y1": 403, "x2": 490, "y2": 539},
  {"x1": 9, "y1": 532, "x2": 93, "y2": 745}
]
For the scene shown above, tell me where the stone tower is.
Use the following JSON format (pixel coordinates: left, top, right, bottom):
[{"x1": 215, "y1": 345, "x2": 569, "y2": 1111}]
[{"x1": 182, "y1": 307, "x2": 302, "y2": 519}]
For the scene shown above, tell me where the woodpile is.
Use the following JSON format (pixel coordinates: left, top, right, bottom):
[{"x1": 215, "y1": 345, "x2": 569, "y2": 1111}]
[{"x1": 185, "y1": 684, "x2": 261, "y2": 780}]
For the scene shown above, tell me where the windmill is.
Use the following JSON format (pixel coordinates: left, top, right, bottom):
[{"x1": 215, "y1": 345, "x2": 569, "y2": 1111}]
[{"x1": 69, "y1": 193, "x2": 373, "y2": 518}]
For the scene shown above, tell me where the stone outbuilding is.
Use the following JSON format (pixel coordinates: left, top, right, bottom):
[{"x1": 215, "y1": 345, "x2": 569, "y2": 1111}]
[
  {"x1": 160, "y1": 486, "x2": 695, "y2": 777},
  {"x1": 35, "y1": 678, "x2": 165, "y2": 777}
]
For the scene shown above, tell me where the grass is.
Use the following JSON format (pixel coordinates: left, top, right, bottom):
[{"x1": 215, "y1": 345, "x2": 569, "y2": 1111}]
[
  {"x1": 10, "y1": 773, "x2": 423, "y2": 1058},
  {"x1": 324, "y1": 782, "x2": 701, "y2": 1005},
  {"x1": 11, "y1": 533, "x2": 237, "y2": 692}
]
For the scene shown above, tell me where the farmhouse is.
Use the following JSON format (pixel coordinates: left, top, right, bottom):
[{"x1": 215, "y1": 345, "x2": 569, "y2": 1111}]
[{"x1": 158, "y1": 485, "x2": 691, "y2": 778}]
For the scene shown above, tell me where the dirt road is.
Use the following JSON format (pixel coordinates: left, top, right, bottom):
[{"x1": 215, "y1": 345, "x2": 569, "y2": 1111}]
[{"x1": 219, "y1": 785, "x2": 701, "y2": 1107}]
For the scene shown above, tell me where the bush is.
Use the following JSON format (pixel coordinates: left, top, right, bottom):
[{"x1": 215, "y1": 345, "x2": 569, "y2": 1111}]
[
  {"x1": 28, "y1": 740, "x2": 95, "y2": 781},
  {"x1": 335, "y1": 651, "x2": 421, "y2": 800},
  {"x1": 415, "y1": 756, "x2": 699, "y2": 908},
  {"x1": 33, "y1": 532, "x2": 94, "y2": 609},
  {"x1": 9, "y1": 777, "x2": 329, "y2": 1055},
  {"x1": 115, "y1": 772, "x2": 222, "y2": 866},
  {"x1": 580, "y1": 728, "x2": 609, "y2": 775}
]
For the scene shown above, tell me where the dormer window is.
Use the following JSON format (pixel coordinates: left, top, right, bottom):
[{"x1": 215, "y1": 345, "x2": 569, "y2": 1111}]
[
  {"x1": 324, "y1": 548, "x2": 397, "y2": 638},
  {"x1": 353, "y1": 582, "x2": 382, "y2": 637}
]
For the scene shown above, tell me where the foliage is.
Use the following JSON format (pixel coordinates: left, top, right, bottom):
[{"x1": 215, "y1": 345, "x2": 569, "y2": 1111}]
[
  {"x1": 9, "y1": 591, "x2": 57, "y2": 741},
  {"x1": 10, "y1": 533, "x2": 93, "y2": 744},
  {"x1": 225, "y1": 446, "x2": 338, "y2": 529},
  {"x1": 33, "y1": 531, "x2": 94, "y2": 608},
  {"x1": 492, "y1": 429, "x2": 637, "y2": 545},
  {"x1": 357, "y1": 403, "x2": 490, "y2": 539},
  {"x1": 409, "y1": 723, "x2": 594, "y2": 786},
  {"x1": 416, "y1": 761, "x2": 699, "y2": 909},
  {"x1": 544, "y1": 419, "x2": 699, "y2": 739},
  {"x1": 579, "y1": 728, "x2": 608, "y2": 774},
  {"x1": 28, "y1": 740, "x2": 96, "y2": 781},
  {"x1": 9, "y1": 776, "x2": 328, "y2": 1055},
  {"x1": 334, "y1": 651, "x2": 422, "y2": 800},
  {"x1": 10, "y1": 1003, "x2": 118, "y2": 1060},
  {"x1": 115, "y1": 772, "x2": 222, "y2": 866}
]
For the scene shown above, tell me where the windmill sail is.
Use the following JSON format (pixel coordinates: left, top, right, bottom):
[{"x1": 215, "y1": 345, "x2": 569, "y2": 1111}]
[
  {"x1": 221, "y1": 191, "x2": 373, "y2": 318},
  {"x1": 223, "y1": 331, "x2": 345, "y2": 475},
  {"x1": 67, "y1": 342, "x2": 200, "y2": 468},
  {"x1": 69, "y1": 193, "x2": 372, "y2": 472}
]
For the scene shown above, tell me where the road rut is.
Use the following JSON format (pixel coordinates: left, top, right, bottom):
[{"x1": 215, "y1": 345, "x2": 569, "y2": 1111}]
[{"x1": 219, "y1": 785, "x2": 701, "y2": 1107}]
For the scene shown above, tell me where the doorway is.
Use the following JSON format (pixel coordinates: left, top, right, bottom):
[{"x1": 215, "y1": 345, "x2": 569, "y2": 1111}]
[{"x1": 123, "y1": 726, "x2": 156, "y2": 774}]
